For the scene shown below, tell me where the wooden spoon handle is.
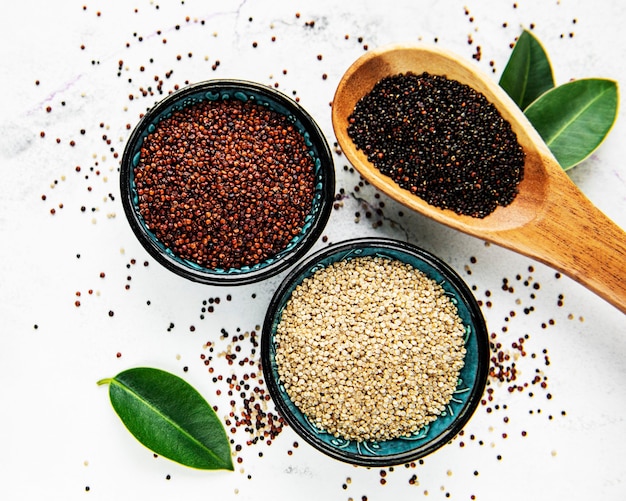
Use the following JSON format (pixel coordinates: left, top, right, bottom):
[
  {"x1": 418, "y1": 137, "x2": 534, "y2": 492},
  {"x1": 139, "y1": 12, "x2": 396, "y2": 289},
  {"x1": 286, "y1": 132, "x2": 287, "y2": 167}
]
[{"x1": 497, "y1": 168, "x2": 626, "y2": 314}]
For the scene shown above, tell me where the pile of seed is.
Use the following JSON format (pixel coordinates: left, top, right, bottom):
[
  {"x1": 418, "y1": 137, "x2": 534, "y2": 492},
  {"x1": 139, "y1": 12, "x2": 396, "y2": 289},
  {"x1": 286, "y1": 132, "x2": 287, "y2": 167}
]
[
  {"x1": 347, "y1": 72, "x2": 525, "y2": 218},
  {"x1": 134, "y1": 98, "x2": 315, "y2": 269},
  {"x1": 274, "y1": 256, "x2": 467, "y2": 442}
]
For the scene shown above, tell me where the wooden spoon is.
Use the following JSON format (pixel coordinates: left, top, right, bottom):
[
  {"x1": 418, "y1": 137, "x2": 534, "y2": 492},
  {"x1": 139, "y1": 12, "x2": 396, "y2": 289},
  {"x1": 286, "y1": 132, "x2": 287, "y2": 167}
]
[{"x1": 332, "y1": 44, "x2": 626, "y2": 314}]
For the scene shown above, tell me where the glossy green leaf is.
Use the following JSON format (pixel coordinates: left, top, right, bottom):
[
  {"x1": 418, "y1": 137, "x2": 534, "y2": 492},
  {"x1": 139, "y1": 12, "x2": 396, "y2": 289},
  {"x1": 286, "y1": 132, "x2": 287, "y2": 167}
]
[
  {"x1": 524, "y1": 78, "x2": 619, "y2": 170},
  {"x1": 98, "y1": 367, "x2": 233, "y2": 471},
  {"x1": 499, "y1": 29, "x2": 555, "y2": 110}
]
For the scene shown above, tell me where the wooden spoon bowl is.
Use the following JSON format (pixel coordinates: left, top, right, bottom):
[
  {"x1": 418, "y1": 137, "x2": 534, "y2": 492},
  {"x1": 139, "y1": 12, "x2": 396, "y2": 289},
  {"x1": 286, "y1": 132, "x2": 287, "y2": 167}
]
[{"x1": 332, "y1": 44, "x2": 626, "y2": 314}]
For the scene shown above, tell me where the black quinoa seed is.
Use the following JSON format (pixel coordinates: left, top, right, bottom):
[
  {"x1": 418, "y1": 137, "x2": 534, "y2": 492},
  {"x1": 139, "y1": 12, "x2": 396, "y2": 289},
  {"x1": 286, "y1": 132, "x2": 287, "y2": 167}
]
[{"x1": 347, "y1": 72, "x2": 525, "y2": 218}]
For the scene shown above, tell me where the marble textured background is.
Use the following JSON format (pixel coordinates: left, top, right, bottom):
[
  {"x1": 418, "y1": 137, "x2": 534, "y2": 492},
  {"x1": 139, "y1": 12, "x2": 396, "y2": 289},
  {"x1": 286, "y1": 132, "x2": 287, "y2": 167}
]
[{"x1": 1, "y1": 1, "x2": 625, "y2": 500}]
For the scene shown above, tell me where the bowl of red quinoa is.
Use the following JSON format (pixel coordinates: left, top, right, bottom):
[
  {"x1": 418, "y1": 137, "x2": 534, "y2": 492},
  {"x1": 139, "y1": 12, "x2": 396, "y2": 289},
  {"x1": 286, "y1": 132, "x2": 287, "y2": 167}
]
[
  {"x1": 261, "y1": 238, "x2": 489, "y2": 466},
  {"x1": 120, "y1": 80, "x2": 334, "y2": 285}
]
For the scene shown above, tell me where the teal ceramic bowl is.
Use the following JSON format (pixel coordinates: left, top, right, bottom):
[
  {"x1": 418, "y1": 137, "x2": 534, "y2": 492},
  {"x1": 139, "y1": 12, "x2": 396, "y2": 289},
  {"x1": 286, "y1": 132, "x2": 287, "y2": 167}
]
[
  {"x1": 261, "y1": 238, "x2": 489, "y2": 466},
  {"x1": 120, "y1": 80, "x2": 334, "y2": 285}
]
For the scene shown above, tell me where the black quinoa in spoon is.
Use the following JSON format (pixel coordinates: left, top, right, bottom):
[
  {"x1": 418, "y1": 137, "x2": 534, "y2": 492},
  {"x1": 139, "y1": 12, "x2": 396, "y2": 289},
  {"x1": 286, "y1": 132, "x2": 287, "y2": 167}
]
[{"x1": 347, "y1": 72, "x2": 525, "y2": 218}]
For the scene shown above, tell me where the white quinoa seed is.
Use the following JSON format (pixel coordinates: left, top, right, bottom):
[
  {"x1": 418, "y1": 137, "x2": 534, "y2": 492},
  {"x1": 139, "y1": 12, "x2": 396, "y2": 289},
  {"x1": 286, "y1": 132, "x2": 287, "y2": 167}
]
[{"x1": 274, "y1": 256, "x2": 467, "y2": 442}]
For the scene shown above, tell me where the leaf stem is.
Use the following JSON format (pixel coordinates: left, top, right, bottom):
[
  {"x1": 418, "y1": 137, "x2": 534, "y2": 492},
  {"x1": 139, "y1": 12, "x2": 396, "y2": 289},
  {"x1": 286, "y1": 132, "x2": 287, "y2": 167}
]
[{"x1": 97, "y1": 378, "x2": 113, "y2": 386}]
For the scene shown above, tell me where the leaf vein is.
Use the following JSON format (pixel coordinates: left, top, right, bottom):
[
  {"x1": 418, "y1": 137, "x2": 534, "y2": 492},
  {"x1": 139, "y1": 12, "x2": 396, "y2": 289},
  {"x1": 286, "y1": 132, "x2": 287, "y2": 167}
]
[
  {"x1": 110, "y1": 378, "x2": 225, "y2": 466},
  {"x1": 543, "y1": 86, "x2": 613, "y2": 146}
]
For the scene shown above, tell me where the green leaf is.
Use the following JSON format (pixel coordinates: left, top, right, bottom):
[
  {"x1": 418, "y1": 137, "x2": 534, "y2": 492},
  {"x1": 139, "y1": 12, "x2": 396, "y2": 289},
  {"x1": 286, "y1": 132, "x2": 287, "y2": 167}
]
[
  {"x1": 98, "y1": 367, "x2": 233, "y2": 471},
  {"x1": 499, "y1": 29, "x2": 555, "y2": 110},
  {"x1": 524, "y1": 78, "x2": 619, "y2": 170}
]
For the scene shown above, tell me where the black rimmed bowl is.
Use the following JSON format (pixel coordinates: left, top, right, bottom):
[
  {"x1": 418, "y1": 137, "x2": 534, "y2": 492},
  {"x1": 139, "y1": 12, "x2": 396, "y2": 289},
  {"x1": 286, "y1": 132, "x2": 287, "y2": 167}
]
[
  {"x1": 261, "y1": 238, "x2": 489, "y2": 466},
  {"x1": 120, "y1": 80, "x2": 335, "y2": 285}
]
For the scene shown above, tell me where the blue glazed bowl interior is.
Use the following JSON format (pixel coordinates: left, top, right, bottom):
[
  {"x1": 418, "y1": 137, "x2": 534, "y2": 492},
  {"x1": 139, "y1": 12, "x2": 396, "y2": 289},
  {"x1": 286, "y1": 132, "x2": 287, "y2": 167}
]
[
  {"x1": 121, "y1": 80, "x2": 334, "y2": 285},
  {"x1": 262, "y1": 238, "x2": 489, "y2": 465}
]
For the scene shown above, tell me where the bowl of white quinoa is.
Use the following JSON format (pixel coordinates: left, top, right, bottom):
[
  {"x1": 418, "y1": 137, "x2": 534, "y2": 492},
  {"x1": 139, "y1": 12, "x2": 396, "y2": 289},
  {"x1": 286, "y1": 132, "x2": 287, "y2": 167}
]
[{"x1": 261, "y1": 238, "x2": 489, "y2": 466}]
